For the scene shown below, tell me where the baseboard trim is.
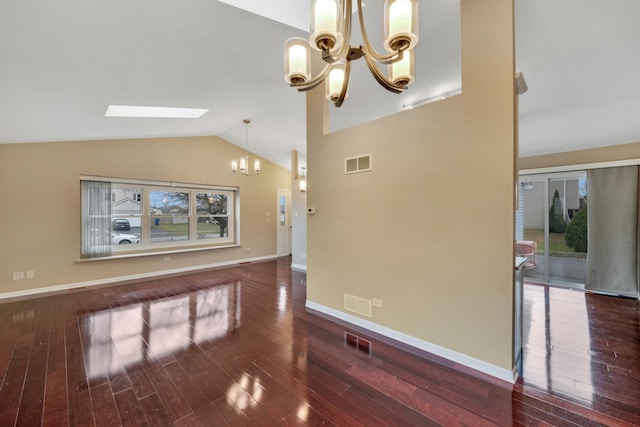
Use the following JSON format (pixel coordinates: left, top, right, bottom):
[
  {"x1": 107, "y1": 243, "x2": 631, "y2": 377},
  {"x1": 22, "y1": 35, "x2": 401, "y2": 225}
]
[
  {"x1": 291, "y1": 263, "x2": 307, "y2": 272},
  {"x1": 305, "y1": 300, "x2": 515, "y2": 385},
  {"x1": 0, "y1": 254, "x2": 278, "y2": 301}
]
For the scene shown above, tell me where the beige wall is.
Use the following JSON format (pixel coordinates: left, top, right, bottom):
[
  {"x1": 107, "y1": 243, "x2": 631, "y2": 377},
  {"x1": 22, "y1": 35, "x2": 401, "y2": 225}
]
[
  {"x1": 520, "y1": 140, "x2": 640, "y2": 170},
  {"x1": 0, "y1": 136, "x2": 290, "y2": 296},
  {"x1": 306, "y1": 0, "x2": 516, "y2": 372}
]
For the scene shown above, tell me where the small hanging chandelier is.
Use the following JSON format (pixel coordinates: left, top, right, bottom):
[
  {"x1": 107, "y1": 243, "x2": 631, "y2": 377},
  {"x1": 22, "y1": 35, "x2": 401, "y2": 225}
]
[
  {"x1": 299, "y1": 166, "x2": 307, "y2": 192},
  {"x1": 284, "y1": 0, "x2": 418, "y2": 107},
  {"x1": 231, "y1": 119, "x2": 261, "y2": 175}
]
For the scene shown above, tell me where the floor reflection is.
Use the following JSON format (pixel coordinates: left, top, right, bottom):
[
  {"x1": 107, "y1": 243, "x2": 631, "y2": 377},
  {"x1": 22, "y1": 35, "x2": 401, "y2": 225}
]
[
  {"x1": 296, "y1": 403, "x2": 310, "y2": 422},
  {"x1": 226, "y1": 372, "x2": 263, "y2": 414},
  {"x1": 149, "y1": 296, "x2": 191, "y2": 359},
  {"x1": 83, "y1": 282, "x2": 241, "y2": 380},
  {"x1": 523, "y1": 284, "x2": 594, "y2": 403},
  {"x1": 278, "y1": 285, "x2": 288, "y2": 319}
]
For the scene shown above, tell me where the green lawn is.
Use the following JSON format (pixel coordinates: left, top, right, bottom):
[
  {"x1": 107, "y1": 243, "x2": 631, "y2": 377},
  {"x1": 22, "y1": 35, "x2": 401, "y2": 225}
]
[{"x1": 524, "y1": 228, "x2": 575, "y2": 254}]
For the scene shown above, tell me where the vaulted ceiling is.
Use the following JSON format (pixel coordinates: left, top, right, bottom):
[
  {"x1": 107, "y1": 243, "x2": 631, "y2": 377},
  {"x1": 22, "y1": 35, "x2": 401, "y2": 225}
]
[{"x1": 1, "y1": 0, "x2": 638, "y2": 169}]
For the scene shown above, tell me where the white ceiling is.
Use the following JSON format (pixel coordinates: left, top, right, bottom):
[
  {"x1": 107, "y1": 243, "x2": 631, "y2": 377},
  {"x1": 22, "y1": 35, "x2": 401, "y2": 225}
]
[
  {"x1": 516, "y1": 0, "x2": 640, "y2": 157},
  {"x1": 0, "y1": 1, "x2": 639, "y2": 170}
]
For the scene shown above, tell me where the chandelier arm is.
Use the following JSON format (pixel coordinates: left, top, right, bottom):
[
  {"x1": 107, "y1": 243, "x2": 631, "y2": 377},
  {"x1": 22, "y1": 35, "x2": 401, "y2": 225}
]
[
  {"x1": 362, "y1": 50, "x2": 405, "y2": 94},
  {"x1": 339, "y1": 0, "x2": 354, "y2": 59},
  {"x1": 291, "y1": 62, "x2": 332, "y2": 92},
  {"x1": 356, "y1": 0, "x2": 406, "y2": 64},
  {"x1": 334, "y1": 57, "x2": 352, "y2": 107}
]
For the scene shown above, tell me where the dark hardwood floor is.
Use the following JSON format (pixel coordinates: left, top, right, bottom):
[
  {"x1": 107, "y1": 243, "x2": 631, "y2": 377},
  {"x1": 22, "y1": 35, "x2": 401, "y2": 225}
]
[{"x1": 0, "y1": 258, "x2": 638, "y2": 426}]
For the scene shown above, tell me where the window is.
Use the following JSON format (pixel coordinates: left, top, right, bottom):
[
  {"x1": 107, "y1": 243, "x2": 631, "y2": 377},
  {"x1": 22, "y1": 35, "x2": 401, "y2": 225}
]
[
  {"x1": 112, "y1": 186, "x2": 143, "y2": 245},
  {"x1": 150, "y1": 190, "x2": 190, "y2": 243},
  {"x1": 196, "y1": 193, "x2": 229, "y2": 240},
  {"x1": 81, "y1": 178, "x2": 237, "y2": 258}
]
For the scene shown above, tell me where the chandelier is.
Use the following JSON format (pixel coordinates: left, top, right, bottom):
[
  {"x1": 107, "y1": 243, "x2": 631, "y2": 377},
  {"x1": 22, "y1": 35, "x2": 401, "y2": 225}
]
[
  {"x1": 231, "y1": 119, "x2": 261, "y2": 175},
  {"x1": 284, "y1": 0, "x2": 418, "y2": 107}
]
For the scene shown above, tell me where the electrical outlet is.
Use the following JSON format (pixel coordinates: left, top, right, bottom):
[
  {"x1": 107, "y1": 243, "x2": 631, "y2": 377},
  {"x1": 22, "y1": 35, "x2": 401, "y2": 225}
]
[
  {"x1": 26, "y1": 270, "x2": 35, "y2": 279},
  {"x1": 163, "y1": 256, "x2": 170, "y2": 262},
  {"x1": 372, "y1": 298, "x2": 383, "y2": 308},
  {"x1": 12, "y1": 272, "x2": 25, "y2": 280}
]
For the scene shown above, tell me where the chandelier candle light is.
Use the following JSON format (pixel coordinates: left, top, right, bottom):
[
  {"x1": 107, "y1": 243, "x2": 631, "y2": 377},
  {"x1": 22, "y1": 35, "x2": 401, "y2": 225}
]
[
  {"x1": 231, "y1": 119, "x2": 261, "y2": 175},
  {"x1": 284, "y1": 0, "x2": 418, "y2": 107}
]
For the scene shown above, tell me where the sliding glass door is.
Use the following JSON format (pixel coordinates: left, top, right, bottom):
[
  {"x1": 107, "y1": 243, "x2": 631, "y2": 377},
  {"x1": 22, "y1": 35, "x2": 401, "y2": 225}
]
[{"x1": 518, "y1": 172, "x2": 587, "y2": 287}]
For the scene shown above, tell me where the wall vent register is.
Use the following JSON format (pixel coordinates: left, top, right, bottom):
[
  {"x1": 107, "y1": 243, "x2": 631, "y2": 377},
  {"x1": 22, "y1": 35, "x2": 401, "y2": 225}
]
[
  {"x1": 344, "y1": 293, "x2": 372, "y2": 318},
  {"x1": 345, "y1": 154, "x2": 372, "y2": 174},
  {"x1": 345, "y1": 331, "x2": 372, "y2": 356}
]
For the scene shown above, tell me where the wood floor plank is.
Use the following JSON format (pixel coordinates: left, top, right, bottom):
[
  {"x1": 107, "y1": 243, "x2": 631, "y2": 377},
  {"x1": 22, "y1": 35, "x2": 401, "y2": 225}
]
[
  {"x1": 65, "y1": 299, "x2": 95, "y2": 427},
  {"x1": 0, "y1": 315, "x2": 20, "y2": 394},
  {"x1": 113, "y1": 388, "x2": 146, "y2": 427},
  {"x1": 172, "y1": 346, "x2": 229, "y2": 402},
  {"x1": 138, "y1": 392, "x2": 174, "y2": 427},
  {"x1": 0, "y1": 332, "x2": 34, "y2": 426},
  {"x1": 142, "y1": 361, "x2": 192, "y2": 422},
  {"x1": 282, "y1": 404, "x2": 336, "y2": 426},
  {"x1": 42, "y1": 298, "x2": 69, "y2": 427},
  {"x1": 89, "y1": 382, "x2": 120, "y2": 427},
  {"x1": 42, "y1": 370, "x2": 69, "y2": 427},
  {"x1": 173, "y1": 412, "x2": 210, "y2": 427},
  {"x1": 15, "y1": 304, "x2": 50, "y2": 427},
  {"x1": 212, "y1": 395, "x2": 253, "y2": 426},
  {"x1": 0, "y1": 259, "x2": 638, "y2": 426},
  {"x1": 161, "y1": 360, "x2": 229, "y2": 424}
]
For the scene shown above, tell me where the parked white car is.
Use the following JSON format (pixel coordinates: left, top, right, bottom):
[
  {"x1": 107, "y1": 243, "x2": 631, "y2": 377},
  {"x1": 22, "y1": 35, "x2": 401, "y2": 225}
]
[{"x1": 111, "y1": 232, "x2": 140, "y2": 244}]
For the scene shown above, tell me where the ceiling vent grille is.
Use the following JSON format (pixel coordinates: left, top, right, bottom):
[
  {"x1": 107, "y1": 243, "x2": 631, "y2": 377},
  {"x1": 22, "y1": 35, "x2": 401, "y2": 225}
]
[
  {"x1": 345, "y1": 154, "x2": 372, "y2": 174},
  {"x1": 344, "y1": 294, "x2": 372, "y2": 318}
]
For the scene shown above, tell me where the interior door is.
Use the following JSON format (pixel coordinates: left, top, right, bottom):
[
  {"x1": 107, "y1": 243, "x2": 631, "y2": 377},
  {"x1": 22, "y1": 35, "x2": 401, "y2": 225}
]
[{"x1": 277, "y1": 189, "x2": 292, "y2": 257}]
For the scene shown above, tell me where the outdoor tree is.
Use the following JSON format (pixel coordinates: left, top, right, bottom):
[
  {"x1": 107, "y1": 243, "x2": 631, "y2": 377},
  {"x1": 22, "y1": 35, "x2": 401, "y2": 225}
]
[
  {"x1": 156, "y1": 192, "x2": 228, "y2": 237},
  {"x1": 204, "y1": 194, "x2": 228, "y2": 237},
  {"x1": 549, "y1": 189, "x2": 567, "y2": 233},
  {"x1": 565, "y1": 204, "x2": 588, "y2": 253}
]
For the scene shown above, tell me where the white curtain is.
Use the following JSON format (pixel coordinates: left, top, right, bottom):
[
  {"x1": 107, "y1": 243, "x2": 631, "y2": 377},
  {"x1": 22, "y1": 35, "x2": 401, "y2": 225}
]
[
  {"x1": 585, "y1": 166, "x2": 639, "y2": 297},
  {"x1": 81, "y1": 180, "x2": 112, "y2": 259}
]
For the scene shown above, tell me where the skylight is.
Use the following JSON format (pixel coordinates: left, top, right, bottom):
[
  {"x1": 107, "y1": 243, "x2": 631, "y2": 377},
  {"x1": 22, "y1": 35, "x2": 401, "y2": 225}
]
[{"x1": 105, "y1": 105, "x2": 209, "y2": 118}]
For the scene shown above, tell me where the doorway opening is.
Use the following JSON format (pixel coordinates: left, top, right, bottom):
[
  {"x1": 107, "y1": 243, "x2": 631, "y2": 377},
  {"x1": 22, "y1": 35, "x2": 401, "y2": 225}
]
[{"x1": 277, "y1": 189, "x2": 292, "y2": 257}]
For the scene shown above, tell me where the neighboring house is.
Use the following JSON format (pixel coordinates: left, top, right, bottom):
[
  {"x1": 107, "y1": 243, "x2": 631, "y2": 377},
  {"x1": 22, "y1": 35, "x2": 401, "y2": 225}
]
[
  {"x1": 112, "y1": 197, "x2": 189, "y2": 227},
  {"x1": 522, "y1": 179, "x2": 581, "y2": 230},
  {"x1": 111, "y1": 198, "x2": 142, "y2": 227}
]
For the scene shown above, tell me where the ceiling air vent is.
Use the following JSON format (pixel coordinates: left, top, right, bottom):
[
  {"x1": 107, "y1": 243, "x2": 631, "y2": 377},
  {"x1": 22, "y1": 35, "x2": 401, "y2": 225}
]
[{"x1": 345, "y1": 154, "x2": 372, "y2": 174}]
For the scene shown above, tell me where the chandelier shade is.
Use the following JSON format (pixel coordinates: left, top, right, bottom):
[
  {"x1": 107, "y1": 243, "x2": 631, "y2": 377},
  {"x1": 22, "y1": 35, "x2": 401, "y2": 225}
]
[
  {"x1": 284, "y1": 38, "x2": 311, "y2": 85},
  {"x1": 327, "y1": 63, "x2": 348, "y2": 102},
  {"x1": 284, "y1": 0, "x2": 419, "y2": 107},
  {"x1": 389, "y1": 48, "x2": 414, "y2": 86},
  {"x1": 384, "y1": 0, "x2": 418, "y2": 52},
  {"x1": 311, "y1": 0, "x2": 343, "y2": 51}
]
